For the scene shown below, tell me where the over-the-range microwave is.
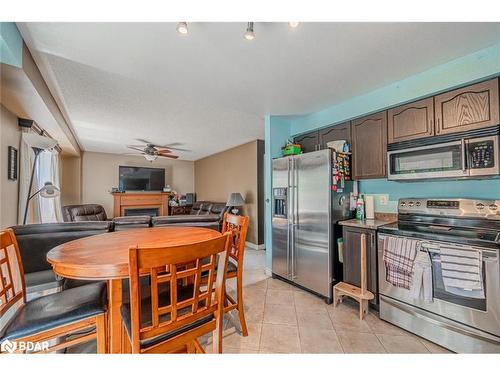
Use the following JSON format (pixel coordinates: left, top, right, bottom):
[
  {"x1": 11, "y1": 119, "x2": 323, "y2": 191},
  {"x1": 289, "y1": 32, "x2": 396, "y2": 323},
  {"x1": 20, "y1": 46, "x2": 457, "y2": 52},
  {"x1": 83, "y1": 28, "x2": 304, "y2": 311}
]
[{"x1": 387, "y1": 126, "x2": 500, "y2": 181}]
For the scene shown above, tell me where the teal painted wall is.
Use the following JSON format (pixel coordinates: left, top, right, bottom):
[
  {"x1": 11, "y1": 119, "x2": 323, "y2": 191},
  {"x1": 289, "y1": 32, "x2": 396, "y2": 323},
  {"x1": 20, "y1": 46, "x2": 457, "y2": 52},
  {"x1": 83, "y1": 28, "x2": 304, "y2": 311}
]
[
  {"x1": 264, "y1": 43, "x2": 500, "y2": 270},
  {"x1": 0, "y1": 22, "x2": 22, "y2": 68},
  {"x1": 264, "y1": 116, "x2": 292, "y2": 270}
]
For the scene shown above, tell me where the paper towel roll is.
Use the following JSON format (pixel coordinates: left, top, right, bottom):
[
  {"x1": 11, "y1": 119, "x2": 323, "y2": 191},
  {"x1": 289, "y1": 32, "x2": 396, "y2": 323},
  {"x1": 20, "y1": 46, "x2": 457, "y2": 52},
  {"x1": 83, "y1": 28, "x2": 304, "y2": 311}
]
[{"x1": 365, "y1": 195, "x2": 375, "y2": 220}]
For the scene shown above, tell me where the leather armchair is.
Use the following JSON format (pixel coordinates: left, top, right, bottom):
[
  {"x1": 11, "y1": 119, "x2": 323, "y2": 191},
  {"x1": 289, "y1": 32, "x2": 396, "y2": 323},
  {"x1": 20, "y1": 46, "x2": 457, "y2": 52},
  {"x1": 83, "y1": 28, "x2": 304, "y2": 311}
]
[
  {"x1": 152, "y1": 201, "x2": 229, "y2": 231},
  {"x1": 62, "y1": 204, "x2": 108, "y2": 222},
  {"x1": 11, "y1": 222, "x2": 113, "y2": 299}
]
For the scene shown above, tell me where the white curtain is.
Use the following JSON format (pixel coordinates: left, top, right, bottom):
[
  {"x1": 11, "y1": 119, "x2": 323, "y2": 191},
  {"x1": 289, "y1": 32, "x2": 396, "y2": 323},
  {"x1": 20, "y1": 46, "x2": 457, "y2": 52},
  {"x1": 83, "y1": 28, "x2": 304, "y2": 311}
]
[
  {"x1": 18, "y1": 132, "x2": 41, "y2": 224},
  {"x1": 17, "y1": 132, "x2": 62, "y2": 224}
]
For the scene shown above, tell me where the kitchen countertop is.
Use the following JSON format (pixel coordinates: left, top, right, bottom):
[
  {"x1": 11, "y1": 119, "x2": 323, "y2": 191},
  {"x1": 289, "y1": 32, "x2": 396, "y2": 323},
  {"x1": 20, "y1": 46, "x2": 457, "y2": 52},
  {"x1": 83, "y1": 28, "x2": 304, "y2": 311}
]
[{"x1": 339, "y1": 217, "x2": 397, "y2": 230}]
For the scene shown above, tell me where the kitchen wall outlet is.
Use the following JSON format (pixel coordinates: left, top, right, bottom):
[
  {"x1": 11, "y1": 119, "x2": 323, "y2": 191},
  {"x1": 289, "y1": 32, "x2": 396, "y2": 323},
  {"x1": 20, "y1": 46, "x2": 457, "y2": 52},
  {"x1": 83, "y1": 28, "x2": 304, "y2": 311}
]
[{"x1": 379, "y1": 195, "x2": 389, "y2": 205}]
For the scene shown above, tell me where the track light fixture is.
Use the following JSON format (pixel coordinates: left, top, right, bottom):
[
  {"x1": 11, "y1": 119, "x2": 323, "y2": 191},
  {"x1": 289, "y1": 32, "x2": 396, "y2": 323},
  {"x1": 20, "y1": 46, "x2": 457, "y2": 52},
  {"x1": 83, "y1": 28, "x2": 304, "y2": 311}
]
[
  {"x1": 176, "y1": 22, "x2": 188, "y2": 35},
  {"x1": 244, "y1": 22, "x2": 255, "y2": 41},
  {"x1": 289, "y1": 22, "x2": 300, "y2": 29}
]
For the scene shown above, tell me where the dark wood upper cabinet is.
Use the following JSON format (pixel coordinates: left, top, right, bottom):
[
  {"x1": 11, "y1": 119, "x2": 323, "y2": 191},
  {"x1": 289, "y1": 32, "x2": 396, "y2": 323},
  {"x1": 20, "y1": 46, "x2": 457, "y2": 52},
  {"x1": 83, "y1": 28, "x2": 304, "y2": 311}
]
[
  {"x1": 435, "y1": 78, "x2": 499, "y2": 135},
  {"x1": 388, "y1": 98, "x2": 434, "y2": 143},
  {"x1": 293, "y1": 131, "x2": 319, "y2": 153},
  {"x1": 352, "y1": 111, "x2": 388, "y2": 179},
  {"x1": 318, "y1": 122, "x2": 351, "y2": 149}
]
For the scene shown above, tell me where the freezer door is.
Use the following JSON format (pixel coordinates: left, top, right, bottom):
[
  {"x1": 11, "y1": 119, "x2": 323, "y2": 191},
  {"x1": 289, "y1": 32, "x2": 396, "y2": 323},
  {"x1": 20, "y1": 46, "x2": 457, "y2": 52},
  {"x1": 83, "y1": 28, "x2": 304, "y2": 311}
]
[
  {"x1": 272, "y1": 157, "x2": 291, "y2": 279},
  {"x1": 292, "y1": 150, "x2": 331, "y2": 297}
]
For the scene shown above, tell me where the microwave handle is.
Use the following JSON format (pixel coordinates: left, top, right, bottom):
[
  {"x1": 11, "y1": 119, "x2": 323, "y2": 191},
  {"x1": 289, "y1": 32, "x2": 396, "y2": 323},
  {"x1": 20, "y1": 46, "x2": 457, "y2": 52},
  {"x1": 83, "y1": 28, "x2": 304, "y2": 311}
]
[{"x1": 461, "y1": 138, "x2": 467, "y2": 173}]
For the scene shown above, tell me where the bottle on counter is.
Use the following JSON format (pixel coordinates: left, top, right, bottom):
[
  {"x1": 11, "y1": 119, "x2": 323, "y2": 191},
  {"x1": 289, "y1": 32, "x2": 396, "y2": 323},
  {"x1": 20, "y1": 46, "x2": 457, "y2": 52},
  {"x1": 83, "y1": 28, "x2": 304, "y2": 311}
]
[{"x1": 356, "y1": 196, "x2": 365, "y2": 221}]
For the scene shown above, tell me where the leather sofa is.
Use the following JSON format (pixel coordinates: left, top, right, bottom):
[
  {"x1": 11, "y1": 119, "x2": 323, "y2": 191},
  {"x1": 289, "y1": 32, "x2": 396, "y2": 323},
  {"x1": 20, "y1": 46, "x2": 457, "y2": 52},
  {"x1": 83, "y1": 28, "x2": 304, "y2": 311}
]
[
  {"x1": 62, "y1": 204, "x2": 108, "y2": 222},
  {"x1": 152, "y1": 201, "x2": 229, "y2": 231},
  {"x1": 11, "y1": 222, "x2": 113, "y2": 300}
]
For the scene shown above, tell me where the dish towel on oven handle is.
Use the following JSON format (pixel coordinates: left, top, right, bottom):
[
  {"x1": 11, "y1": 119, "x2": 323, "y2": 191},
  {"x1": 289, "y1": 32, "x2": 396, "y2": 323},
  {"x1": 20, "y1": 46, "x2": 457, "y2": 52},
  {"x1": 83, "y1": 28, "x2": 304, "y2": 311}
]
[
  {"x1": 383, "y1": 236, "x2": 420, "y2": 290},
  {"x1": 439, "y1": 244, "x2": 484, "y2": 299},
  {"x1": 409, "y1": 251, "x2": 433, "y2": 302}
]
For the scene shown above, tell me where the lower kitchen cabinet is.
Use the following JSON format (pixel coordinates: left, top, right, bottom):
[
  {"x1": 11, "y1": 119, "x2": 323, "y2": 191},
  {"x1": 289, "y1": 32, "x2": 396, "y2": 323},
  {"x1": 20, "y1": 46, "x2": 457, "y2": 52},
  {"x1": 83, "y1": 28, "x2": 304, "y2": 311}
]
[{"x1": 342, "y1": 226, "x2": 378, "y2": 307}]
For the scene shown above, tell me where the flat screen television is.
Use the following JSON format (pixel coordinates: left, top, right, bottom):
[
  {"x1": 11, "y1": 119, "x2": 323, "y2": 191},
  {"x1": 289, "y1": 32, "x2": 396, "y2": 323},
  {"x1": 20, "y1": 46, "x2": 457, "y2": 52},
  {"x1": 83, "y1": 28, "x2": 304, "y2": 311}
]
[{"x1": 119, "y1": 166, "x2": 165, "y2": 191}]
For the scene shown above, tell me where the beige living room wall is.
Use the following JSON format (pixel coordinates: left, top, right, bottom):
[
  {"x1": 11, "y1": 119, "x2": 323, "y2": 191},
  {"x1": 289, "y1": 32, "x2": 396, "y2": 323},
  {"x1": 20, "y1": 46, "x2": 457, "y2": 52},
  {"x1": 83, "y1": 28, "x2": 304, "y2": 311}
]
[
  {"x1": 194, "y1": 140, "x2": 263, "y2": 245},
  {"x1": 0, "y1": 105, "x2": 22, "y2": 228},
  {"x1": 60, "y1": 154, "x2": 82, "y2": 206},
  {"x1": 81, "y1": 151, "x2": 195, "y2": 217}
]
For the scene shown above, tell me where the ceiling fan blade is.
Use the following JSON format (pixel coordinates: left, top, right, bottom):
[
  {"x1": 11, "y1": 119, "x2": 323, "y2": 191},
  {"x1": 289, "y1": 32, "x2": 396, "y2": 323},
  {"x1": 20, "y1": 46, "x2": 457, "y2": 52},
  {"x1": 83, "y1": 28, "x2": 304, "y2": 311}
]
[
  {"x1": 135, "y1": 138, "x2": 153, "y2": 145},
  {"x1": 122, "y1": 152, "x2": 145, "y2": 155},
  {"x1": 127, "y1": 146, "x2": 146, "y2": 152},
  {"x1": 156, "y1": 146, "x2": 190, "y2": 152},
  {"x1": 157, "y1": 149, "x2": 172, "y2": 154},
  {"x1": 158, "y1": 154, "x2": 179, "y2": 159}
]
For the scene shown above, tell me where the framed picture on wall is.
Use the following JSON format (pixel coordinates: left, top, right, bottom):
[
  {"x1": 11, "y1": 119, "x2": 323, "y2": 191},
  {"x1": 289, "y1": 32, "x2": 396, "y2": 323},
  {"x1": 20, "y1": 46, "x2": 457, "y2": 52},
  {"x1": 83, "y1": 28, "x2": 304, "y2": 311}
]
[{"x1": 8, "y1": 146, "x2": 18, "y2": 181}]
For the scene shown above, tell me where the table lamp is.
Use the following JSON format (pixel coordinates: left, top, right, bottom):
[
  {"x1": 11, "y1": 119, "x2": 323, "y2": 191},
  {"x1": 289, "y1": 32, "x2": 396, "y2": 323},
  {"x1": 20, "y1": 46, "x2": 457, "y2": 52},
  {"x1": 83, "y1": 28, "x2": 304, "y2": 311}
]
[{"x1": 226, "y1": 193, "x2": 245, "y2": 215}]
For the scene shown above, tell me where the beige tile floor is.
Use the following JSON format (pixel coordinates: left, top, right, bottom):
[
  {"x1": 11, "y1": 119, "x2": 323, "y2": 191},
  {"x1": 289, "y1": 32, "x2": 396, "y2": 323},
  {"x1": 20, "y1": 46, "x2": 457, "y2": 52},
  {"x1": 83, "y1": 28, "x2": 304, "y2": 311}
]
[{"x1": 201, "y1": 249, "x2": 452, "y2": 354}]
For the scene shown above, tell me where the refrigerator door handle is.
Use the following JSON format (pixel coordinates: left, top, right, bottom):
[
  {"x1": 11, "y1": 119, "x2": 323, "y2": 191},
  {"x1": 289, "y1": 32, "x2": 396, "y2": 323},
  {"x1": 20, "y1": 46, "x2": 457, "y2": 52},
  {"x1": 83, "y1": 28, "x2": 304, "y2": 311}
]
[
  {"x1": 290, "y1": 157, "x2": 295, "y2": 280},
  {"x1": 286, "y1": 158, "x2": 293, "y2": 278},
  {"x1": 292, "y1": 157, "x2": 299, "y2": 280}
]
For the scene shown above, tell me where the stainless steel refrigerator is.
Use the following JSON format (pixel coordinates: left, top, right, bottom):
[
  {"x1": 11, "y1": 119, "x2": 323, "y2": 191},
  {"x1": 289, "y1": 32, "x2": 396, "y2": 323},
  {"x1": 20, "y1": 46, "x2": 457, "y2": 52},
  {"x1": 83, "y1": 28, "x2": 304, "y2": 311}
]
[{"x1": 271, "y1": 149, "x2": 353, "y2": 303}]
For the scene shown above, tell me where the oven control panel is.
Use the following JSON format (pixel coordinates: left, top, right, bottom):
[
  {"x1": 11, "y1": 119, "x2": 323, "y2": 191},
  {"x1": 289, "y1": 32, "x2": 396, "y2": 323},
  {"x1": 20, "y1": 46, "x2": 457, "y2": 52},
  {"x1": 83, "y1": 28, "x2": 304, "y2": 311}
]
[{"x1": 398, "y1": 198, "x2": 500, "y2": 219}]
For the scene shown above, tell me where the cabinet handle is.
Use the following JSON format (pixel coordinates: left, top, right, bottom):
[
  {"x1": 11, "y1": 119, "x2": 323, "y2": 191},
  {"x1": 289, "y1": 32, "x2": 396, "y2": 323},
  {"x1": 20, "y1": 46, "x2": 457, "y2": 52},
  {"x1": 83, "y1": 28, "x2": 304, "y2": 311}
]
[{"x1": 436, "y1": 118, "x2": 440, "y2": 134}]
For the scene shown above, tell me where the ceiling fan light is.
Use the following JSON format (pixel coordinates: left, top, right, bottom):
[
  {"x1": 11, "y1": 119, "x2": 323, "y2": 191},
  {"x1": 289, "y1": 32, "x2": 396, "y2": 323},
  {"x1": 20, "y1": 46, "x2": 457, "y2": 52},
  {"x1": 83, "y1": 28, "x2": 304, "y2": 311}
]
[
  {"x1": 288, "y1": 22, "x2": 300, "y2": 29},
  {"x1": 144, "y1": 154, "x2": 158, "y2": 162},
  {"x1": 176, "y1": 22, "x2": 188, "y2": 35},
  {"x1": 244, "y1": 22, "x2": 255, "y2": 41}
]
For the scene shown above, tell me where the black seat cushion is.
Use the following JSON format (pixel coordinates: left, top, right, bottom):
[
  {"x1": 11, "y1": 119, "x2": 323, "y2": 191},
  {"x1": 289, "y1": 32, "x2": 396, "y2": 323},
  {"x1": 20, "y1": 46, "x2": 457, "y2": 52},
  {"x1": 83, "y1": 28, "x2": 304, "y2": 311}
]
[
  {"x1": 121, "y1": 284, "x2": 212, "y2": 349},
  {"x1": 0, "y1": 282, "x2": 107, "y2": 342},
  {"x1": 63, "y1": 279, "x2": 103, "y2": 290}
]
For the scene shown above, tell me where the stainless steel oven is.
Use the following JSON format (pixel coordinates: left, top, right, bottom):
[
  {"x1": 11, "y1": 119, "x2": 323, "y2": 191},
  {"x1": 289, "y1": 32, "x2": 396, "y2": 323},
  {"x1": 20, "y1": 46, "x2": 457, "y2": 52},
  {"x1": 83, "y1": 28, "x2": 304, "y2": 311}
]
[
  {"x1": 377, "y1": 198, "x2": 500, "y2": 353},
  {"x1": 387, "y1": 126, "x2": 499, "y2": 180}
]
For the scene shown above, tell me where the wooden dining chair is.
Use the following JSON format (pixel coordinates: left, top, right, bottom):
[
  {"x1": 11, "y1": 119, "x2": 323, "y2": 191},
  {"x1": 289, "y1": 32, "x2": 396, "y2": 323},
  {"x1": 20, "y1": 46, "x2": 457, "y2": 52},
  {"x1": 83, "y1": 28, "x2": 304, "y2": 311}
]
[
  {"x1": 0, "y1": 229, "x2": 107, "y2": 354},
  {"x1": 221, "y1": 213, "x2": 250, "y2": 336},
  {"x1": 121, "y1": 233, "x2": 231, "y2": 354}
]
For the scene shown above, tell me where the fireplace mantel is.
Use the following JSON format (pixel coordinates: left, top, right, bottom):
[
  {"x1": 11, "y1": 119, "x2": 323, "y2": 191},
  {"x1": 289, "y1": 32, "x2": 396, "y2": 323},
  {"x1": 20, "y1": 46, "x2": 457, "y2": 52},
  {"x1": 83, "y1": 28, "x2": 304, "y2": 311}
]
[{"x1": 111, "y1": 192, "x2": 170, "y2": 217}]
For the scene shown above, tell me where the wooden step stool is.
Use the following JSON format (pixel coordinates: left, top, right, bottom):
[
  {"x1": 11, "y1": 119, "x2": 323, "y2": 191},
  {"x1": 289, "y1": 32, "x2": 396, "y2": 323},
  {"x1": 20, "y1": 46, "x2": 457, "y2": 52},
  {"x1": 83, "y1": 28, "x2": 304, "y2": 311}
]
[{"x1": 333, "y1": 233, "x2": 374, "y2": 320}]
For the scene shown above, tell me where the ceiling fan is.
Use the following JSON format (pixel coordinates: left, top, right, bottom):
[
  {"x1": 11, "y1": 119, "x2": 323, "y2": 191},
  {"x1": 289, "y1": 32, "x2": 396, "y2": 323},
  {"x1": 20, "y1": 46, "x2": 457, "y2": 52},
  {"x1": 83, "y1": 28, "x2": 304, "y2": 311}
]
[{"x1": 125, "y1": 139, "x2": 189, "y2": 161}]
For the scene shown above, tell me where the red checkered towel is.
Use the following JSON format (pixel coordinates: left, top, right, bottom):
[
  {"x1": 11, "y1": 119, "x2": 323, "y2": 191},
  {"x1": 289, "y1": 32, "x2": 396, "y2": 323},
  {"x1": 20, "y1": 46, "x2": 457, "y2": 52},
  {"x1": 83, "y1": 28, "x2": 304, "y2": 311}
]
[{"x1": 383, "y1": 236, "x2": 420, "y2": 289}]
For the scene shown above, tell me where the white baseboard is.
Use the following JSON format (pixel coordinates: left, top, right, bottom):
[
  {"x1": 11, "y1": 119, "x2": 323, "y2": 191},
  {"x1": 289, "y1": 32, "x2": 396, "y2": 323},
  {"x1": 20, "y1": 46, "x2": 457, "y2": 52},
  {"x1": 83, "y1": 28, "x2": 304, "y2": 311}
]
[{"x1": 245, "y1": 241, "x2": 266, "y2": 250}]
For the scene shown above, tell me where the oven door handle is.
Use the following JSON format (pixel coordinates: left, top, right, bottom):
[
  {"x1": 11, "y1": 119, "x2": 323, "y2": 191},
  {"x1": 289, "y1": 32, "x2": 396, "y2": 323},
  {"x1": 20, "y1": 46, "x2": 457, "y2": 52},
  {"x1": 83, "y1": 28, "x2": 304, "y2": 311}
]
[{"x1": 421, "y1": 242, "x2": 498, "y2": 261}]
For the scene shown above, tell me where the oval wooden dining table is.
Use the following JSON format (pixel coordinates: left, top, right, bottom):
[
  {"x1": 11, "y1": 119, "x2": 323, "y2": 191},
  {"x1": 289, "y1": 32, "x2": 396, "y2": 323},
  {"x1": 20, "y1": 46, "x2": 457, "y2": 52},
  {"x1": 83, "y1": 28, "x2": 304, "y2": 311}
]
[{"x1": 46, "y1": 226, "x2": 222, "y2": 353}]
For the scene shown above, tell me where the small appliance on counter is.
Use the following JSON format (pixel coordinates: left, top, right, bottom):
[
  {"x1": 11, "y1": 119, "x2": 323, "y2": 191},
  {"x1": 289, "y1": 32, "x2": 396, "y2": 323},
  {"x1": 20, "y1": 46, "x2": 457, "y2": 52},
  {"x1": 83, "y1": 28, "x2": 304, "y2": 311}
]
[{"x1": 377, "y1": 198, "x2": 500, "y2": 353}]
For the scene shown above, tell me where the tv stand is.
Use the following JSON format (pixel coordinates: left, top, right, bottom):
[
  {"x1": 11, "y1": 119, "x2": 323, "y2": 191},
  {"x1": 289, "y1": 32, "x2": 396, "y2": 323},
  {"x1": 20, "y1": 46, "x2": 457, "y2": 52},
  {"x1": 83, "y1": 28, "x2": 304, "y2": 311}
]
[{"x1": 111, "y1": 192, "x2": 170, "y2": 217}]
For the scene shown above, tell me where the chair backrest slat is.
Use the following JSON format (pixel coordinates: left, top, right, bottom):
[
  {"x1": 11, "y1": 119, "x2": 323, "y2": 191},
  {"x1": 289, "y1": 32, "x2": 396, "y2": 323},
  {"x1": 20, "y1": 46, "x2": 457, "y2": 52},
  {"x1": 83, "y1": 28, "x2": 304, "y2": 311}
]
[
  {"x1": 222, "y1": 213, "x2": 249, "y2": 263},
  {"x1": 128, "y1": 233, "x2": 230, "y2": 350},
  {"x1": 0, "y1": 229, "x2": 26, "y2": 324}
]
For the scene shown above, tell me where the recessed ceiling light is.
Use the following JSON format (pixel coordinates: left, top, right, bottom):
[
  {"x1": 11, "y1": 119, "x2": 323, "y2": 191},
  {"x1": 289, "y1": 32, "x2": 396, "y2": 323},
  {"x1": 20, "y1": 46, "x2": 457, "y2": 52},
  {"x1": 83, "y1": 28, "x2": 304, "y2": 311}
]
[
  {"x1": 244, "y1": 22, "x2": 255, "y2": 41},
  {"x1": 289, "y1": 22, "x2": 300, "y2": 29},
  {"x1": 176, "y1": 22, "x2": 188, "y2": 35}
]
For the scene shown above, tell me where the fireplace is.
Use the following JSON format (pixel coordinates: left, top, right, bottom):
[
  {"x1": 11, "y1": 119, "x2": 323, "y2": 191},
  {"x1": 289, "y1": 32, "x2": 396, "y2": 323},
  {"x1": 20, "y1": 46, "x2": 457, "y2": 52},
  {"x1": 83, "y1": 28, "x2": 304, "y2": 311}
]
[
  {"x1": 112, "y1": 192, "x2": 170, "y2": 217},
  {"x1": 124, "y1": 207, "x2": 160, "y2": 217}
]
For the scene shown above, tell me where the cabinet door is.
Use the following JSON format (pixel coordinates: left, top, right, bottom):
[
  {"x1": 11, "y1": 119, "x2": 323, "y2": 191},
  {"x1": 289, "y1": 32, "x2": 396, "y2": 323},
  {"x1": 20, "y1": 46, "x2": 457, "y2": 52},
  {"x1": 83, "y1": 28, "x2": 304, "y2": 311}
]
[
  {"x1": 435, "y1": 78, "x2": 499, "y2": 135},
  {"x1": 318, "y1": 122, "x2": 351, "y2": 149},
  {"x1": 352, "y1": 111, "x2": 388, "y2": 179},
  {"x1": 293, "y1": 131, "x2": 319, "y2": 153},
  {"x1": 342, "y1": 227, "x2": 377, "y2": 302},
  {"x1": 388, "y1": 98, "x2": 434, "y2": 143}
]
